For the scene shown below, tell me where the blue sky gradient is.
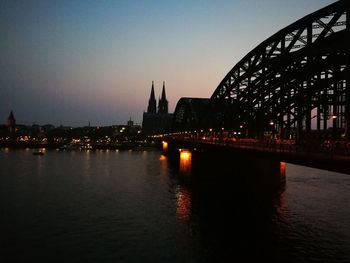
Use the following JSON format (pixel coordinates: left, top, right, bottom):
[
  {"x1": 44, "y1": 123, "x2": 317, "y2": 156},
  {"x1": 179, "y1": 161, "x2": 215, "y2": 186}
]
[{"x1": 0, "y1": 0, "x2": 334, "y2": 126}]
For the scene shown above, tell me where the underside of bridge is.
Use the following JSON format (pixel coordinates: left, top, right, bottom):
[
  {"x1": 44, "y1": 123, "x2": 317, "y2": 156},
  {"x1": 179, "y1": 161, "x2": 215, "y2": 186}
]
[{"x1": 173, "y1": 0, "x2": 349, "y2": 142}]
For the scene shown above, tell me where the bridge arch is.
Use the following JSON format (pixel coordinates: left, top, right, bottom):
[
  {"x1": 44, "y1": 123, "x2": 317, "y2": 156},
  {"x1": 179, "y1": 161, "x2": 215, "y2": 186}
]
[
  {"x1": 210, "y1": 0, "x2": 349, "y2": 141},
  {"x1": 172, "y1": 98, "x2": 210, "y2": 131}
]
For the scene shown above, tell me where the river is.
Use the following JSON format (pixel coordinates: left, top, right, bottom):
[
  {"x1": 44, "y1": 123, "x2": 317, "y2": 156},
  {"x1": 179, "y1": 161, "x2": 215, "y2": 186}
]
[{"x1": 0, "y1": 148, "x2": 349, "y2": 262}]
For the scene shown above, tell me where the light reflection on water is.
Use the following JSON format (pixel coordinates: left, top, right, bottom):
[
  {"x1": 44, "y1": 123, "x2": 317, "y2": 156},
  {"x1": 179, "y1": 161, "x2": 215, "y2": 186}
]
[
  {"x1": 0, "y1": 149, "x2": 349, "y2": 262},
  {"x1": 176, "y1": 186, "x2": 191, "y2": 222}
]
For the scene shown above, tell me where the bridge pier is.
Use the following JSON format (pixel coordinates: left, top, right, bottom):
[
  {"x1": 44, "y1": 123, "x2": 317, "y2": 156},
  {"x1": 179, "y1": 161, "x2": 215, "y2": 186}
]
[
  {"x1": 163, "y1": 139, "x2": 286, "y2": 200},
  {"x1": 346, "y1": 7, "x2": 350, "y2": 140},
  {"x1": 346, "y1": 80, "x2": 350, "y2": 140}
]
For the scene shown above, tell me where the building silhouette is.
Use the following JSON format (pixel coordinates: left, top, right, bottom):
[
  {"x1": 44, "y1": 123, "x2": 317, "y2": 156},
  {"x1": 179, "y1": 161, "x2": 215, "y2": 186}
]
[
  {"x1": 6, "y1": 110, "x2": 16, "y2": 133},
  {"x1": 142, "y1": 81, "x2": 173, "y2": 135}
]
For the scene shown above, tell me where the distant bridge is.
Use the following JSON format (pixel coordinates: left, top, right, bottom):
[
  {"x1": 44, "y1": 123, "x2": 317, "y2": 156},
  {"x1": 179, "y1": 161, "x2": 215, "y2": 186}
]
[{"x1": 163, "y1": 0, "x2": 350, "y2": 174}]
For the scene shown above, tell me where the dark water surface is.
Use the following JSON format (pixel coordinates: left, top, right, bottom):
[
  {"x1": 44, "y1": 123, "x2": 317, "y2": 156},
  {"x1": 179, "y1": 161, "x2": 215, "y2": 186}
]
[{"x1": 1, "y1": 149, "x2": 349, "y2": 262}]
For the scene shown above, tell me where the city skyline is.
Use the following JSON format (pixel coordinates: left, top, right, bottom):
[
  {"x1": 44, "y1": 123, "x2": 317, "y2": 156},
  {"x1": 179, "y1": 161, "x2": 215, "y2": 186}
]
[{"x1": 0, "y1": 0, "x2": 335, "y2": 127}]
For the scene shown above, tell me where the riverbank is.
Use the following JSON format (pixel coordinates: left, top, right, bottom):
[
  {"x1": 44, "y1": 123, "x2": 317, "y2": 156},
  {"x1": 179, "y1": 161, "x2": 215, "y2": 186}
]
[{"x1": 0, "y1": 141, "x2": 162, "y2": 151}]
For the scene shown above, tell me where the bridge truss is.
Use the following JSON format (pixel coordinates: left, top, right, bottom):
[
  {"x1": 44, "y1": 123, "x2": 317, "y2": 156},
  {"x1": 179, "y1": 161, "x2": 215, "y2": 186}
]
[{"x1": 209, "y1": 0, "x2": 349, "y2": 141}]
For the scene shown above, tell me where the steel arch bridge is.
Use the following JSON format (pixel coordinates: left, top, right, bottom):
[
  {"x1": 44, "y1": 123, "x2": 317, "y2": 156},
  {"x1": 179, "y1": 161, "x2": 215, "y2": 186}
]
[{"x1": 173, "y1": 0, "x2": 349, "y2": 142}]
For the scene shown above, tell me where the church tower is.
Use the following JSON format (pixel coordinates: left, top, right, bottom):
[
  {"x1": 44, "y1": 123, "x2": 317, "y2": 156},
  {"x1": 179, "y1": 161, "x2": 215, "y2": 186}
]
[
  {"x1": 6, "y1": 110, "x2": 16, "y2": 133},
  {"x1": 158, "y1": 81, "x2": 168, "y2": 114},
  {"x1": 147, "y1": 81, "x2": 157, "y2": 114},
  {"x1": 143, "y1": 81, "x2": 173, "y2": 135}
]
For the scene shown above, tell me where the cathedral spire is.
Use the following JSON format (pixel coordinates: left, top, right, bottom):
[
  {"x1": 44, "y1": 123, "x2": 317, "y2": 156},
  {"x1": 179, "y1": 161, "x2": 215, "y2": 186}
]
[
  {"x1": 161, "y1": 81, "x2": 166, "y2": 100},
  {"x1": 158, "y1": 81, "x2": 168, "y2": 114},
  {"x1": 147, "y1": 81, "x2": 157, "y2": 114},
  {"x1": 150, "y1": 81, "x2": 155, "y2": 100}
]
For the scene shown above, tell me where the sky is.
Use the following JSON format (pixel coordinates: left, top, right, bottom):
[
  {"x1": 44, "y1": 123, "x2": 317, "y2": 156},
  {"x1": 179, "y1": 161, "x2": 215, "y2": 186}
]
[{"x1": 0, "y1": 0, "x2": 335, "y2": 127}]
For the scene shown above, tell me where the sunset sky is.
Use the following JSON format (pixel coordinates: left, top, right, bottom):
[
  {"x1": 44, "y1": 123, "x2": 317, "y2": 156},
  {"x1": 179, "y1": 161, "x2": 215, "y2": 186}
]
[{"x1": 0, "y1": 0, "x2": 334, "y2": 127}]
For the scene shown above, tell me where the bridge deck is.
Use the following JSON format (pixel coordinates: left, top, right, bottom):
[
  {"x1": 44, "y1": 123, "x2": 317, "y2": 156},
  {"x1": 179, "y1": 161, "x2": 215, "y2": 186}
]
[{"x1": 165, "y1": 137, "x2": 350, "y2": 175}]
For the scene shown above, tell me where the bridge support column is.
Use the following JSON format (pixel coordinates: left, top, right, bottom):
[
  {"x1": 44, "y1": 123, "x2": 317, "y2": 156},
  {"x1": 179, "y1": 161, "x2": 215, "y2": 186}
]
[
  {"x1": 332, "y1": 80, "x2": 338, "y2": 139},
  {"x1": 346, "y1": 71, "x2": 350, "y2": 140},
  {"x1": 179, "y1": 149, "x2": 192, "y2": 175},
  {"x1": 305, "y1": 25, "x2": 312, "y2": 139},
  {"x1": 323, "y1": 72, "x2": 328, "y2": 132},
  {"x1": 345, "y1": 8, "x2": 350, "y2": 140},
  {"x1": 317, "y1": 87, "x2": 321, "y2": 138},
  {"x1": 162, "y1": 141, "x2": 168, "y2": 154},
  {"x1": 305, "y1": 81, "x2": 312, "y2": 139},
  {"x1": 296, "y1": 84, "x2": 304, "y2": 144}
]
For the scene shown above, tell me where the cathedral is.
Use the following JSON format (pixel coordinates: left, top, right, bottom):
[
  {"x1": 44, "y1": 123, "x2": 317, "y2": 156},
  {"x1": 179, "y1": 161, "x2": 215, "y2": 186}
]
[{"x1": 142, "y1": 81, "x2": 173, "y2": 135}]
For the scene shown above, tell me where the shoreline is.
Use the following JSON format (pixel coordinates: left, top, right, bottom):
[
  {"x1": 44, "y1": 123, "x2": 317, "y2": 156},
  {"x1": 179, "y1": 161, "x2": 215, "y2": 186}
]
[{"x1": 0, "y1": 142, "x2": 162, "y2": 151}]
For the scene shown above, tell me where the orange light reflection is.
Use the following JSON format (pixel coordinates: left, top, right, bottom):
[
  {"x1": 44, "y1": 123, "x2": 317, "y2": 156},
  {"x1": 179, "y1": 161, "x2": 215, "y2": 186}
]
[
  {"x1": 179, "y1": 150, "x2": 192, "y2": 175},
  {"x1": 176, "y1": 187, "x2": 191, "y2": 221}
]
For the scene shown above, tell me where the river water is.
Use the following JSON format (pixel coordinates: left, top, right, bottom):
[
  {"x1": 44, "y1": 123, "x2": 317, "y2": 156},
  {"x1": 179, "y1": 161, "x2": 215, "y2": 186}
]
[{"x1": 0, "y1": 148, "x2": 349, "y2": 262}]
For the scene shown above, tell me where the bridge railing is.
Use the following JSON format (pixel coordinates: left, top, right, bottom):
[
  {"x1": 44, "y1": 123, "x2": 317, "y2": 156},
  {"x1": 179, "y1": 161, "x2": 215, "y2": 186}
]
[{"x1": 162, "y1": 130, "x2": 350, "y2": 158}]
